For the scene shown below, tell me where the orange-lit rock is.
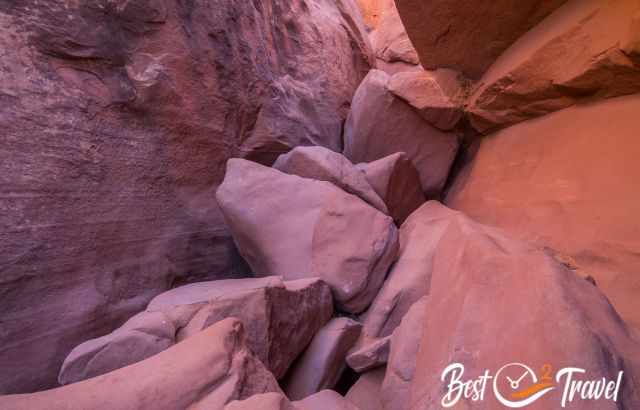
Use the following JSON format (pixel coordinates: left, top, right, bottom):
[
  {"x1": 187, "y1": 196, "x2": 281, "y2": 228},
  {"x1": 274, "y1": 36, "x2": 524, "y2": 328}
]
[{"x1": 447, "y1": 94, "x2": 640, "y2": 332}]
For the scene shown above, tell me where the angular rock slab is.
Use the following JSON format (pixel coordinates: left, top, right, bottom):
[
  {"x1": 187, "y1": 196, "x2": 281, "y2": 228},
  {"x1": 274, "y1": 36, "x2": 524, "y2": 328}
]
[
  {"x1": 1, "y1": 319, "x2": 281, "y2": 410},
  {"x1": 294, "y1": 390, "x2": 362, "y2": 410},
  {"x1": 273, "y1": 146, "x2": 388, "y2": 214},
  {"x1": 395, "y1": 0, "x2": 568, "y2": 78},
  {"x1": 345, "y1": 368, "x2": 386, "y2": 410},
  {"x1": 283, "y1": 317, "x2": 362, "y2": 400},
  {"x1": 387, "y1": 69, "x2": 468, "y2": 131},
  {"x1": 350, "y1": 202, "x2": 448, "y2": 368},
  {"x1": 370, "y1": 1, "x2": 419, "y2": 66},
  {"x1": 343, "y1": 70, "x2": 459, "y2": 198},
  {"x1": 217, "y1": 159, "x2": 398, "y2": 313},
  {"x1": 0, "y1": 0, "x2": 373, "y2": 393},
  {"x1": 468, "y1": 0, "x2": 640, "y2": 133},
  {"x1": 407, "y1": 203, "x2": 640, "y2": 409},
  {"x1": 59, "y1": 277, "x2": 333, "y2": 383},
  {"x1": 346, "y1": 335, "x2": 390, "y2": 372},
  {"x1": 357, "y1": 152, "x2": 425, "y2": 225},
  {"x1": 381, "y1": 297, "x2": 427, "y2": 410}
]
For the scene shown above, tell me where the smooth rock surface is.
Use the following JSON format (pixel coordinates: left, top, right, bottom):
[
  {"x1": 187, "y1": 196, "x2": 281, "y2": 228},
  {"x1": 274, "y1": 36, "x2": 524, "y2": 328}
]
[
  {"x1": 370, "y1": 1, "x2": 419, "y2": 66},
  {"x1": 284, "y1": 318, "x2": 362, "y2": 400},
  {"x1": 351, "y1": 202, "x2": 447, "y2": 366},
  {"x1": 447, "y1": 94, "x2": 640, "y2": 333},
  {"x1": 346, "y1": 335, "x2": 390, "y2": 372},
  {"x1": 0, "y1": 0, "x2": 372, "y2": 393},
  {"x1": 343, "y1": 70, "x2": 460, "y2": 198},
  {"x1": 225, "y1": 393, "x2": 299, "y2": 410},
  {"x1": 0, "y1": 319, "x2": 281, "y2": 410},
  {"x1": 382, "y1": 297, "x2": 427, "y2": 410},
  {"x1": 345, "y1": 368, "x2": 386, "y2": 410},
  {"x1": 217, "y1": 159, "x2": 398, "y2": 313},
  {"x1": 59, "y1": 277, "x2": 333, "y2": 383},
  {"x1": 273, "y1": 146, "x2": 387, "y2": 214},
  {"x1": 388, "y1": 70, "x2": 468, "y2": 131},
  {"x1": 295, "y1": 390, "x2": 361, "y2": 410},
  {"x1": 468, "y1": 0, "x2": 640, "y2": 133},
  {"x1": 407, "y1": 203, "x2": 640, "y2": 410},
  {"x1": 395, "y1": 0, "x2": 567, "y2": 78},
  {"x1": 357, "y1": 153, "x2": 425, "y2": 225}
]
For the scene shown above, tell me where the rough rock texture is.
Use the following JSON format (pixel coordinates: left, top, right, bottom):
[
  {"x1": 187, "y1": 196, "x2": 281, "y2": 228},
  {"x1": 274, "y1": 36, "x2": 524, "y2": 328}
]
[
  {"x1": 346, "y1": 335, "x2": 390, "y2": 372},
  {"x1": 351, "y1": 203, "x2": 446, "y2": 366},
  {"x1": 381, "y1": 297, "x2": 427, "y2": 410},
  {"x1": 357, "y1": 153, "x2": 425, "y2": 225},
  {"x1": 283, "y1": 318, "x2": 362, "y2": 400},
  {"x1": 407, "y1": 203, "x2": 640, "y2": 410},
  {"x1": 345, "y1": 368, "x2": 386, "y2": 410},
  {"x1": 59, "y1": 277, "x2": 333, "y2": 383},
  {"x1": 370, "y1": 1, "x2": 419, "y2": 66},
  {"x1": 217, "y1": 159, "x2": 398, "y2": 313},
  {"x1": 395, "y1": 0, "x2": 568, "y2": 79},
  {"x1": 0, "y1": 0, "x2": 372, "y2": 393},
  {"x1": 343, "y1": 70, "x2": 460, "y2": 198},
  {"x1": 294, "y1": 390, "x2": 361, "y2": 410},
  {"x1": 355, "y1": 0, "x2": 393, "y2": 29},
  {"x1": 447, "y1": 94, "x2": 640, "y2": 333},
  {"x1": 468, "y1": 0, "x2": 640, "y2": 133},
  {"x1": 273, "y1": 146, "x2": 388, "y2": 214},
  {"x1": 387, "y1": 70, "x2": 468, "y2": 131},
  {"x1": 0, "y1": 319, "x2": 282, "y2": 410}
]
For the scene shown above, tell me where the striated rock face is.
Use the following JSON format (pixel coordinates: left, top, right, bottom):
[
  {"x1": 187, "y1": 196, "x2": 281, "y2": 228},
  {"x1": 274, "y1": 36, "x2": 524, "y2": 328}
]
[
  {"x1": 59, "y1": 277, "x2": 333, "y2": 383},
  {"x1": 273, "y1": 146, "x2": 388, "y2": 214},
  {"x1": 283, "y1": 318, "x2": 362, "y2": 400},
  {"x1": 447, "y1": 94, "x2": 640, "y2": 333},
  {"x1": 343, "y1": 70, "x2": 460, "y2": 198},
  {"x1": 0, "y1": 0, "x2": 372, "y2": 393},
  {"x1": 408, "y1": 202, "x2": 640, "y2": 410},
  {"x1": 357, "y1": 153, "x2": 425, "y2": 225},
  {"x1": 468, "y1": 0, "x2": 640, "y2": 133},
  {"x1": 0, "y1": 319, "x2": 282, "y2": 410},
  {"x1": 217, "y1": 159, "x2": 398, "y2": 313},
  {"x1": 395, "y1": 0, "x2": 568, "y2": 79}
]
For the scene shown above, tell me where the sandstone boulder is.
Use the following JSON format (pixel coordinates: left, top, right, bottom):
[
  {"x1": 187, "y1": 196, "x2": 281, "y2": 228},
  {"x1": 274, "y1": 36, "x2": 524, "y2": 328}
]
[
  {"x1": 273, "y1": 146, "x2": 387, "y2": 214},
  {"x1": 381, "y1": 297, "x2": 427, "y2": 410},
  {"x1": 0, "y1": 319, "x2": 281, "y2": 410},
  {"x1": 345, "y1": 368, "x2": 386, "y2": 410},
  {"x1": 357, "y1": 153, "x2": 425, "y2": 225},
  {"x1": 350, "y1": 202, "x2": 447, "y2": 368},
  {"x1": 370, "y1": 1, "x2": 419, "y2": 66},
  {"x1": 0, "y1": 0, "x2": 372, "y2": 393},
  {"x1": 217, "y1": 159, "x2": 398, "y2": 313},
  {"x1": 447, "y1": 94, "x2": 640, "y2": 334},
  {"x1": 346, "y1": 335, "x2": 390, "y2": 372},
  {"x1": 468, "y1": 0, "x2": 640, "y2": 133},
  {"x1": 294, "y1": 390, "x2": 361, "y2": 410},
  {"x1": 395, "y1": 0, "x2": 568, "y2": 78},
  {"x1": 59, "y1": 277, "x2": 333, "y2": 383},
  {"x1": 343, "y1": 70, "x2": 459, "y2": 198},
  {"x1": 387, "y1": 70, "x2": 468, "y2": 131},
  {"x1": 284, "y1": 318, "x2": 362, "y2": 400},
  {"x1": 407, "y1": 203, "x2": 640, "y2": 409}
]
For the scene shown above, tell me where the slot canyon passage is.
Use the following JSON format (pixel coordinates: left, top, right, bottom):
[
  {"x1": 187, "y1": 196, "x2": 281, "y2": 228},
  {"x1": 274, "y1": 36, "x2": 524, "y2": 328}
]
[{"x1": 1, "y1": 0, "x2": 640, "y2": 409}]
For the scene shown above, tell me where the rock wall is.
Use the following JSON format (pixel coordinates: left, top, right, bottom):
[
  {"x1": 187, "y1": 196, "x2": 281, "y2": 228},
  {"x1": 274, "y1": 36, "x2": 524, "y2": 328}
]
[{"x1": 0, "y1": 0, "x2": 371, "y2": 393}]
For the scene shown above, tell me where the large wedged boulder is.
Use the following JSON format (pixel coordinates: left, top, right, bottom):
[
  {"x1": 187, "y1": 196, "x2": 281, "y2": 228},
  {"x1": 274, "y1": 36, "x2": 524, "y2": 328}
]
[
  {"x1": 0, "y1": 0, "x2": 372, "y2": 393},
  {"x1": 349, "y1": 203, "x2": 448, "y2": 369},
  {"x1": 381, "y1": 297, "x2": 427, "y2": 410},
  {"x1": 59, "y1": 277, "x2": 333, "y2": 383},
  {"x1": 467, "y1": 0, "x2": 640, "y2": 133},
  {"x1": 446, "y1": 94, "x2": 640, "y2": 334},
  {"x1": 343, "y1": 70, "x2": 460, "y2": 198},
  {"x1": 357, "y1": 153, "x2": 425, "y2": 225},
  {"x1": 273, "y1": 146, "x2": 388, "y2": 214},
  {"x1": 284, "y1": 318, "x2": 362, "y2": 400},
  {"x1": 395, "y1": 0, "x2": 568, "y2": 79},
  {"x1": 407, "y1": 202, "x2": 640, "y2": 410},
  {"x1": 370, "y1": 1, "x2": 419, "y2": 67},
  {"x1": 217, "y1": 159, "x2": 399, "y2": 313},
  {"x1": 0, "y1": 318, "x2": 281, "y2": 410}
]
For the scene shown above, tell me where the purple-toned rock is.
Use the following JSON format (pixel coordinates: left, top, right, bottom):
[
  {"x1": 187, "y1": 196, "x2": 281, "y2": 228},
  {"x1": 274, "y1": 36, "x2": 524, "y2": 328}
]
[
  {"x1": 294, "y1": 390, "x2": 361, "y2": 410},
  {"x1": 346, "y1": 368, "x2": 386, "y2": 410},
  {"x1": 217, "y1": 159, "x2": 398, "y2": 313}
]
